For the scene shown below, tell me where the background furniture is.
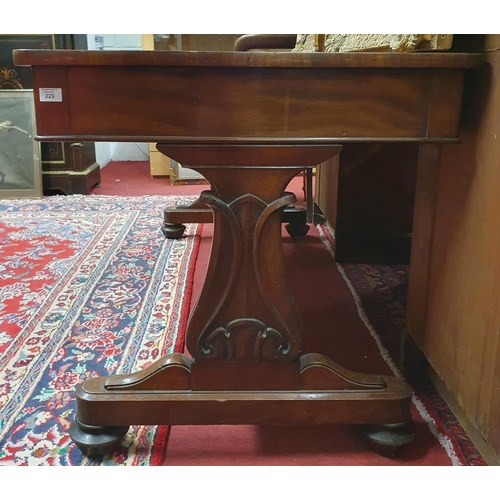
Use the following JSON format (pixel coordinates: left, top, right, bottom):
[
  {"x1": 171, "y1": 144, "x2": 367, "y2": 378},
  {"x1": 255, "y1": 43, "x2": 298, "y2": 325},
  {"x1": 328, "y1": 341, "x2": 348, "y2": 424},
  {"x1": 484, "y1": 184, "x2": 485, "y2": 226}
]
[
  {"x1": 404, "y1": 34, "x2": 500, "y2": 463},
  {"x1": 316, "y1": 143, "x2": 418, "y2": 263},
  {"x1": 0, "y1": 90, "x2": 42, "y2": 198},
  {"x1": 0, "y1": 35, "x2": 100, "y2": 195}
]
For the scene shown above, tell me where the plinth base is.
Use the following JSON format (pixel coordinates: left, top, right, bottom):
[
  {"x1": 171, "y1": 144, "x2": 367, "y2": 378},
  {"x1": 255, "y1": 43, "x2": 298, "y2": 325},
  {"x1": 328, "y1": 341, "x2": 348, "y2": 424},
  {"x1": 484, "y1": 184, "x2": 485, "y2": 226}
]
[{"x1": 71, "y1": 353, "x2": 413, "y2": 456}]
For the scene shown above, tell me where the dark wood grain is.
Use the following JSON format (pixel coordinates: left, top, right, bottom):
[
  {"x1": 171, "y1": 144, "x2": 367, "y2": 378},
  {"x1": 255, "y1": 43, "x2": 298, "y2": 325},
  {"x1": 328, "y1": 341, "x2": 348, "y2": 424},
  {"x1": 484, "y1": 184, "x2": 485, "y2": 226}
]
[
  {"x1": 75, "y1": 375, "x2": 411, "y2": 427},
  {"x1": 406, "y1": 40, "x2": 500, "y2": 460},
  {"x1": 17, "y1": 55, "x2": 475, "y2": 143},
  {"x1": 407, "y1": 144, "x2": 442, "y2": 346},
  {"x1": 13, "y1": 49, "x2": 484, "y2": 68},
  {"x1": 44, "y1": 65, "x2": 436, "y2": 139}
]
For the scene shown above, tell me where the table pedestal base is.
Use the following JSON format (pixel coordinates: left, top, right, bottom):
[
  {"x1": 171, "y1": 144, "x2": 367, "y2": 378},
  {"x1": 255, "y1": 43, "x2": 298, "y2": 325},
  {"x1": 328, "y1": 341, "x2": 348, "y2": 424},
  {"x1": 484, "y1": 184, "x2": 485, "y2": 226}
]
[
  {"x1": 70, "y1": 352, "x2": 413, "y2": 456},
  {"x1": 70, "y1": 144, "x2": 414, "y2": 457}
]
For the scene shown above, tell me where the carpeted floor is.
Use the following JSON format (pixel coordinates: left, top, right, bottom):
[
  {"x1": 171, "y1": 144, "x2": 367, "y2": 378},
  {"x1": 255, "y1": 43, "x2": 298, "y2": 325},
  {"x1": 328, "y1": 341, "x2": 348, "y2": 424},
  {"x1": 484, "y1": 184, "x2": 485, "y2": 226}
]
[
  {"x1": 0, "y1": 161, "x2": 486, "y2": 465},
  {"x1": 0, "y1": 194, "x2": 201, "y2": 465},
  {"x1": 97, "y1": 161, "x2": 486, "y2": 465}
]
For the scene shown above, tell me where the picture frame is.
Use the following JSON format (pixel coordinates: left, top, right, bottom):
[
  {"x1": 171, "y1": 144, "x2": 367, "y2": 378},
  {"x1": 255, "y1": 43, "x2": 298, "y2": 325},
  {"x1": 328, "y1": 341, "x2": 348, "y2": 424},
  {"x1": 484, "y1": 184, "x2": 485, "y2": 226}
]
[{"x1": 0, "y1": 90, "x2": 42, "y2": 199}]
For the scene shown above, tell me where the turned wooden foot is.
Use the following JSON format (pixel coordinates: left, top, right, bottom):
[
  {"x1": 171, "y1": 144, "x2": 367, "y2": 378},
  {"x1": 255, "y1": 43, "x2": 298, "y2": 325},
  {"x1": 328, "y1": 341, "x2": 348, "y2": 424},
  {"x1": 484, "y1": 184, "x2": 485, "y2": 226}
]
[
  {"x1": 360, "y1": 421, "x2": 416, "y2": 457},
  {"x1": 161, "y1": 222, "x2": 187, "y2": 239},
  {"x1": 70, "y1": 418, "x2": 129, "y2": 456},
  {"x1": 163, "y1": 200, "x2": 212, "y2": 239},
  {"x1": 283, "y1": 205, "x2": 310, "y2": 238}
]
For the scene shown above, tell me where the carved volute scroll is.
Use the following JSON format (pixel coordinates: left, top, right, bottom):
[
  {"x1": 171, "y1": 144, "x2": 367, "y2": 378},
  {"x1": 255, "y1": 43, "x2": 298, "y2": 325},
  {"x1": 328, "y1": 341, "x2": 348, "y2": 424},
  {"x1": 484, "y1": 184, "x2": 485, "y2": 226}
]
[
  {"x1": 154, "y1": 144, "x2": 343, "y2": 364},
  {"x1": 0, "y1": 67, "x2": 24, "y2": 89}
]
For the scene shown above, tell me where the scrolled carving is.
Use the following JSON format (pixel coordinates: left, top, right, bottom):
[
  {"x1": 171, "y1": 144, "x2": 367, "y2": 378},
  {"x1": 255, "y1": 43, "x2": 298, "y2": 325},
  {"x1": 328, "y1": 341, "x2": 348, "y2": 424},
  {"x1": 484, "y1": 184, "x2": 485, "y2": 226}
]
[
  {"x1": 201, "y1": 318, "x2": 290, "y2": 361},
  {"x1": 0, "y1": 67, "x2": 23, "y2": 89},
  {"x1": 189, "y1": 185, "x2": 303, "y2": 362}
]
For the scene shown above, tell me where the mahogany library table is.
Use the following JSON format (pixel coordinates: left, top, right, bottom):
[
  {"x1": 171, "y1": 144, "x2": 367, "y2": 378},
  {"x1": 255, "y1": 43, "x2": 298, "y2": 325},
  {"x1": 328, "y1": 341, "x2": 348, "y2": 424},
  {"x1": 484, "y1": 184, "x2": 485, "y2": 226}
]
[{"x1": 14, "y1": 49, "x2": 483, "y2": 456}]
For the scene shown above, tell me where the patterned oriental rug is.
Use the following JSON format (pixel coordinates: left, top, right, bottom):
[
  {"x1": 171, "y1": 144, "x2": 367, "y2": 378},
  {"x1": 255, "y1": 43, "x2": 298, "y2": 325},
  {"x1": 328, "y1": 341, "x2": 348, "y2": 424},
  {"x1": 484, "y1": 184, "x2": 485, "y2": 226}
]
[
  {"x1": 0, "y1": 193, "x2": 486, "y2": 466},
  {"x1": 0, "y1": 195, "x2": 201, "y2": 465}
]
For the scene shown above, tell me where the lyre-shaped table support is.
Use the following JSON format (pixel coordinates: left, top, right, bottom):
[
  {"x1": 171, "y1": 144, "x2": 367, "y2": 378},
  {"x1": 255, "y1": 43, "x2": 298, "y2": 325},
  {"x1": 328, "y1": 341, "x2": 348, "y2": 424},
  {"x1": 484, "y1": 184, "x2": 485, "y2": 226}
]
[{"x1": 70, "y1": 144, "x2": 413, "y2": 456}]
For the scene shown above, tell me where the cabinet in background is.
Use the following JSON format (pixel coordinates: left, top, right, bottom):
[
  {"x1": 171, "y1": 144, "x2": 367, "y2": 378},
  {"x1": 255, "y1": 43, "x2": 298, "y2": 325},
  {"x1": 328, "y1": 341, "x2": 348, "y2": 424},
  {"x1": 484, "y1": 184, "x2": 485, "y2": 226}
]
[{"x1": 0, "y1": 34, "x2": 100, "y2": 195}]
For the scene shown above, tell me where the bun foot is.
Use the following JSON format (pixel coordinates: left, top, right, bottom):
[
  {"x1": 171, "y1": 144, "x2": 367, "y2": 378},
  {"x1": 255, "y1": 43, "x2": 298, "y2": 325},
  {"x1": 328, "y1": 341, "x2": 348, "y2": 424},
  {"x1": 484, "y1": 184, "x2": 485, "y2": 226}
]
[
  {"x1": 70, "y1": 419, "x2": 129, "y2": 456},
  {"x1": 283, "y1": 205, "x2": 310, "y2": 238},
  {"x1": 360, "y1": 421, "x2": 415, "y2": 457},
  {"x1": 161, "y1": 222, "x2": 186, "y2": 239}
]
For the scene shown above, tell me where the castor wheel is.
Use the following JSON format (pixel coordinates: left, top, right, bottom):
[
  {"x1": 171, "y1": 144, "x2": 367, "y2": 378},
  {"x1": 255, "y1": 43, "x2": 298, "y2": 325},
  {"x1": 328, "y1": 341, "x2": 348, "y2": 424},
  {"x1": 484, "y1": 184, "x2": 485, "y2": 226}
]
[
  {"x1": 360, "y1": 421, "x2": 416, "y2": 457},
  {"x1": 70, "y1": 419, "x2": 129, "y2": 456},
  {"x1": 161, "y1": 222, "x2": 186, "y2": 239}
]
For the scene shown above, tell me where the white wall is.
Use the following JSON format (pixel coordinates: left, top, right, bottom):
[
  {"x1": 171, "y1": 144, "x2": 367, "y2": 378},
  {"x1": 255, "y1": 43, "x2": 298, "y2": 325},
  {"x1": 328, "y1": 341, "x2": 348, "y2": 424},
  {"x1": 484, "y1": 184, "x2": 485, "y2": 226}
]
[
  {"x1": 91, "y1": 34, "x2": 142, "y2": 50},
  {"x1": 86, "y1": 34, "x2": 150, "y2": 167}
]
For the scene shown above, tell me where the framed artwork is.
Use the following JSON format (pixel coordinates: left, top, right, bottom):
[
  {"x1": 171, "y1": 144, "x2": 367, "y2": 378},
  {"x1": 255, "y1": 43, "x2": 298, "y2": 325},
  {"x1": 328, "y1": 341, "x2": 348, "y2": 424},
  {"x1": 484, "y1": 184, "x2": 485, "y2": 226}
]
[{"x1": 0, "y1": 90, "x2": 42, "y2": 198}]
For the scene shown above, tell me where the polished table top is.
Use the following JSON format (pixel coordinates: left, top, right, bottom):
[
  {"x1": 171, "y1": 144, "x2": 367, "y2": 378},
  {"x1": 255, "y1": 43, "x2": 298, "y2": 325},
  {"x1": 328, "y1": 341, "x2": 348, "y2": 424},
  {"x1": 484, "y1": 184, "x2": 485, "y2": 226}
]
[
  {"x1": 14, "y1": 49, "x2": 484, "y2": 146},
  {"x1": 13, "y1": 48, "x2": 483, "y2": 68}
]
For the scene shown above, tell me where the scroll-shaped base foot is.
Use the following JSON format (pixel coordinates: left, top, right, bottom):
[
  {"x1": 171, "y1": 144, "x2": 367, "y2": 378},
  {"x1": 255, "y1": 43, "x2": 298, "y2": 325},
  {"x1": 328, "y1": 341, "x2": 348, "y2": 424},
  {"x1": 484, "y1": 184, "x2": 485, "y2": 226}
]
[
  {"x1": 69, "y1": 418, "x2": 129, "y2": 457},
  {"x1": 360, "y1": 421, "x2": 416, "y2": 457}
]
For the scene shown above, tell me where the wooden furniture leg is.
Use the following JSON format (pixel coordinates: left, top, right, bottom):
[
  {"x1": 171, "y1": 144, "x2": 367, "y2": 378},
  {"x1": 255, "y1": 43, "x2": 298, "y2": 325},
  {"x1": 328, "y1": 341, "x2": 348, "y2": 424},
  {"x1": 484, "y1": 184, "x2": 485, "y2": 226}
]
[
  {"x1": 162, "y1": 170, "x2": 311, "y2": 239},
  {"x1": 161, "y1": 199, "x2": 212, "y2": 238},
  {"x1": 406, "y1": 144, "x2": 442, "y2": 346},
  {"x1": 69, "y1": 146, "x2": 413, "y2": 456},
  {"x1": 163, "y1": 199, "x2": 310, "y2": 240}
]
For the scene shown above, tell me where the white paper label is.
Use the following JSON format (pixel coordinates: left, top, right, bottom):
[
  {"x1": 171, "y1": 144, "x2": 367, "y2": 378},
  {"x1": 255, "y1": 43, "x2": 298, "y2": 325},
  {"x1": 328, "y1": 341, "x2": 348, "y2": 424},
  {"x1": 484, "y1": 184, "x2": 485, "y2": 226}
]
[{"x1": 39, "y1": 88, "x2": 62, "y2": 102}]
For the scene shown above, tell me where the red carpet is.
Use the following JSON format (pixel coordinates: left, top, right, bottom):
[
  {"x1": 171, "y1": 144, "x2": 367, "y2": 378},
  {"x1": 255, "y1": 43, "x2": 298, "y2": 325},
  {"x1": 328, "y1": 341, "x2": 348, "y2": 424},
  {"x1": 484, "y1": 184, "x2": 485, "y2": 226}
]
[
  {"x1": 162, "y1": 225, "x2": 468, "y2": 465},
  {"x1": 0, "y1": 193, "x2": 201, "y2": 465},
  {"x1": 96, "y1": 160, "x2": 206, "y2": 197},
  {"x1": 96, "y1": 161, "x2": 485, "y2": 465}
]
